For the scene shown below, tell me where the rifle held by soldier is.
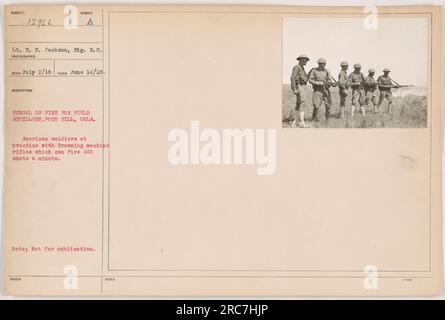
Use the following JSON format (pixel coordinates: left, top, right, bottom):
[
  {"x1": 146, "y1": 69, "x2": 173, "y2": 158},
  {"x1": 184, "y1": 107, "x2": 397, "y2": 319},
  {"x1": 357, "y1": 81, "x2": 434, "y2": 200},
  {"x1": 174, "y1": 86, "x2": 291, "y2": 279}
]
[
  {"x1": 328, "y1": 73, "x2": 339, "y2": 87},
  {"x1": 389, "y1": 77, "x2": 414, "y2": 89}
]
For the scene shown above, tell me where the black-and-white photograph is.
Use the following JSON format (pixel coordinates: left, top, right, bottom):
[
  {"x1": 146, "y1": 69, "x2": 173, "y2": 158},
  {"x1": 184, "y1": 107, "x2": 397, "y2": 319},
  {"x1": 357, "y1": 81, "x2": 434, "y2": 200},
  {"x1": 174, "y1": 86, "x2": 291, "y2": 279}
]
[{"x1": 282, "y1": 17, "x2": 429, "y2": 128}]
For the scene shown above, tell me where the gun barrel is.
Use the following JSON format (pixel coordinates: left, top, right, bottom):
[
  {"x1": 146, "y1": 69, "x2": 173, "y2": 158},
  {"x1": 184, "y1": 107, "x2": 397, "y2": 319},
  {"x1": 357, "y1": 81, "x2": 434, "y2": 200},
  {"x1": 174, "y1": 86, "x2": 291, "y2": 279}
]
[{"x1": 329, "y1": 74, "x2": 338, "y2": 84}]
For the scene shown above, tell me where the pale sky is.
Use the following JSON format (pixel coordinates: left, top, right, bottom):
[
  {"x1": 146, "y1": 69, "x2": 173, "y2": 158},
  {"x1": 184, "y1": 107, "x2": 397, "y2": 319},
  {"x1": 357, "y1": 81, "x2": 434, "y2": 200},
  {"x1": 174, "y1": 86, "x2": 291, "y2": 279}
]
[{"x1": 283, "y1": 17, "x2": 428, "y2": 86}]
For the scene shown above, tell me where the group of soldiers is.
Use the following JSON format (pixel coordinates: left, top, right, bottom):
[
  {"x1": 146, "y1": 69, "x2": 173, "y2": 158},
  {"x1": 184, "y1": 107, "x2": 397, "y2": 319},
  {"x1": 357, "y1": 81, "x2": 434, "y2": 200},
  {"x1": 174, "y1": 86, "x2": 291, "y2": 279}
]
[{"x1": 289, "y1": 54, "x2": 401, "y2": 128}]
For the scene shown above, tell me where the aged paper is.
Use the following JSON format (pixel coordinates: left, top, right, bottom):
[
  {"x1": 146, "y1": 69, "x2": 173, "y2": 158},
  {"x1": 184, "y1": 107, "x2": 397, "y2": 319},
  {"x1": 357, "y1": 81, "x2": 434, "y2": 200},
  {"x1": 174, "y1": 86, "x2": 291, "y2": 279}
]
[{"x1": 2, "y1": 5, "x2": 443, "y2": 296}]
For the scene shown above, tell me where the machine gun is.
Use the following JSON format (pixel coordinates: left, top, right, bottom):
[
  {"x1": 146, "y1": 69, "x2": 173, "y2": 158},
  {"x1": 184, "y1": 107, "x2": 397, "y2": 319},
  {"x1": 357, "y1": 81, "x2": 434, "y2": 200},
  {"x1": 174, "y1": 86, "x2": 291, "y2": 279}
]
[
  {"x1": 328, "y1": 73, "x2": 339, "y2": 87},
  {"x1": 388, "y1": 77, "x2": 414, "y2": 88},
  {"x1": 307, "y1": 69, "x2": 337, "y2": 90}
]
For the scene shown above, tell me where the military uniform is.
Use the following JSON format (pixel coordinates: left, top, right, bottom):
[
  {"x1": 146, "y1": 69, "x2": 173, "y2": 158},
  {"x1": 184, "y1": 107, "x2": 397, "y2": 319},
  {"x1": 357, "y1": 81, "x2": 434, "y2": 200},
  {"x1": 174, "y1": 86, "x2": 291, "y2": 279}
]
[
  {"x1": 338, "y1": 69, "x2": 349, "y2": 108},
  {"x1": 363, "y1": 75, "x2": 378, "y2": 107},
  {"x1": 337, "y1": 61, "x2": 349, "y2": 118},
  {"x1": 377, "y1": 75, "x2": 393, "y2": 104},
  {"x1": 348, "y1": 71, "x2": 365, "y2": 109},
  {"x1": 290, "y1": 63, "x2": 308, "y2": 113},
  {"x1": 376, "y1": 68, "x2": 394, "y2": 114},
  {"x1": 309, "y1": 67, "x2": 333, "y2": 120}
]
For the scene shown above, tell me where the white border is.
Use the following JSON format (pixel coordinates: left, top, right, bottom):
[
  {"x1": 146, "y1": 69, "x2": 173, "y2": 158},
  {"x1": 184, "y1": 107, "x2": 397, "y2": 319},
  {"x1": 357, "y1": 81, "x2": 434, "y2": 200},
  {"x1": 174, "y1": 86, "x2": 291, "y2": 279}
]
[{"x1": 0, "y1": 0, "x2": 444, "y2": 300}]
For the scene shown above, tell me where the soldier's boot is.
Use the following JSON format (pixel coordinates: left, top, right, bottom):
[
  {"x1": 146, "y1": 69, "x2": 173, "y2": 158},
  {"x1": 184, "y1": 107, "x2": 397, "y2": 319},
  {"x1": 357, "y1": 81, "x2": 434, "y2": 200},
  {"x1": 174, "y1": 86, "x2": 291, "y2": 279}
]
[
  {"x1": 376, "y1": 103, "x2": 382, "y2": 113},
  {"x1": 339, "y1": 106, "x2": 346, "y2": 119},
  {"x1": 298, "y1": 111, "x2": 306, "y2": 127},
  {"x1": 292, "y1": 108, "x2": 298, "y2": 121},
  {"x1": 311, "y1": 107, "x2": 319, "y2": 122},
  {"x1": 325, "y1": 106, "x2": 331, "y2": 120},
  {"x1": 388, "y1": 103, "x2": 393, "y2": 114},
  {"x1": 288, "y1": 109, "x2": 296, "y2": 126},
  {"x1": 360, "y1": 106, "x2": 366, "y2": 116},
  {"x1": 373, "y1": 104, "x2": 378, "y2": 113},
  {"x1": 350, "y1": 106, "x2": 355, "y2": 117}
]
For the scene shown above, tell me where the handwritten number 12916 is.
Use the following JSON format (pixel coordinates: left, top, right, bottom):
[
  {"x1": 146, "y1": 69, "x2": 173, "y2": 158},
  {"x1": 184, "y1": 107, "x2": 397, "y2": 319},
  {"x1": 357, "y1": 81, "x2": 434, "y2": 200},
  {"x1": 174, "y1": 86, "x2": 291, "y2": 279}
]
[{"x1": 27, "y1": 18, "x2": 52, "y2": 28}]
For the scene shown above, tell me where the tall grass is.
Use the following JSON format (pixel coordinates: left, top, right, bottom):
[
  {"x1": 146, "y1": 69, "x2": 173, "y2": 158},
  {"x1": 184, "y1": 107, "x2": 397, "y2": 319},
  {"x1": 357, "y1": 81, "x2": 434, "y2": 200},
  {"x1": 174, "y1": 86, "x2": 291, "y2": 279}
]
[{"x1": 282, "y1": 84, "x2": 427, "y2": 128}]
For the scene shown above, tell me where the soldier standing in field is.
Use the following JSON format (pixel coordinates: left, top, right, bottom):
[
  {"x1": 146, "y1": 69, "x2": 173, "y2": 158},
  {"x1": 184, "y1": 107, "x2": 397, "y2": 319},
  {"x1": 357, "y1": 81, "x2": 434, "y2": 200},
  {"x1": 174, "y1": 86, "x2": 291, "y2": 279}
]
[
  {"x1": 338, "y1": 61, "x2": 350, "y2": 118},
  {"x1": 348, "y1": 63, "x2": 366, "y2": 116},
  {"x1": 363, "y1": 69, "x2": 378, "y2": 113},
  {"x1": 308, "y1": 58, "x2": 336, "y2": 122},
  {"x1": 377, "y1": 68, "x2": 397, "y2": 114},
  {"x1": 290, "y1": 54, "x2": 310, "y2": 128}
]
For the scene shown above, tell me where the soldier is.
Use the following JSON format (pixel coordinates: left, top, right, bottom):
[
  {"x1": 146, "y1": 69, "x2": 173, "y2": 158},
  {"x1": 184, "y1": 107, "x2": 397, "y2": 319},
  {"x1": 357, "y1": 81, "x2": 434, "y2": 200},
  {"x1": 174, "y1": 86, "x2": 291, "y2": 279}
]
[
  {"x1": 338, "y1": 61, "x2": 350, "y2": 118},
  {"x1": 290, "y1": 54, "x2": 310, "y2": 128},
  {"x1": 377, "y1": 68, "x2": 397, "y2": 114},
  {"x1": 348, "y1": 63, "x2": 366, "y2": 116},
  {"x1": 308, "y1": 58, "x2": 336, "y2": 122},
  {"x1": 363, "y1": 69, "x2": 378, "y2": 113}
]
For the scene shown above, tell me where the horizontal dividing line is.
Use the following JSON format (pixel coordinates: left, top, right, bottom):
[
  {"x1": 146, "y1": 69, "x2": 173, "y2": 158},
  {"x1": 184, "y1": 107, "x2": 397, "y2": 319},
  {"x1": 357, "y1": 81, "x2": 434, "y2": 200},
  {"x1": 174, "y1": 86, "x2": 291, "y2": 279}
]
[
  {"x1": 8, "y1": 41, "x2": 103, "y2": 44},
  {"x1": 7, "y1": 25, "x2": 102, "y2": 27},
  {"x1": 9, "y1": 75, "x2": 103, "y2": 78},
  {"x1": 8, "y1": 275, "x2": 434, "y2": 279},
  {"x1": 9, "y1": 275, "x2": 101, "y2": 278},
  {"x1": 109, "y1": 11, "x2": 431, "y2": 15},
  {"x1": 107, "y1": 269, "x2": 432, "y2": 273},
  {"x1": 9, "y1": 58, "x2": 103, "y2": 61}
]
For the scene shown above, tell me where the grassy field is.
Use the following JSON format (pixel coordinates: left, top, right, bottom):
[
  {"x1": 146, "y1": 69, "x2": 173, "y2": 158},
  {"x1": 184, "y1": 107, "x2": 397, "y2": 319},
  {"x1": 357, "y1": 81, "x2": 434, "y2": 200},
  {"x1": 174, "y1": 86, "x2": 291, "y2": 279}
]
[{"x1": 282, "y1": 84, "x2": 427, "y2": 128}]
